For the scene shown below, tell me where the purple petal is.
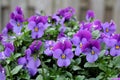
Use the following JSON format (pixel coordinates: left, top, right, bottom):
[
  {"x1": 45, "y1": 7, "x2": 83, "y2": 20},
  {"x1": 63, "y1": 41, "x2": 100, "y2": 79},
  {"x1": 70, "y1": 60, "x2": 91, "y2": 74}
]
[
  {"x1": 75, "y1": 46, "x2": 82, "y2": 56},
  {"x1": 10, "y1": 19, "x2": 16, "y2": 27},
  {"x1": 13, "y1": 25, "x2": 22, "y2": 34},
  {"x1": 53, "y1": 42, "x2": 64, "y2": 51},
  {"x1": 64, "y1": 58, "x2": 71, "y2": 67},
  {"x1": 31, "y1": 32, "x2": 37, "y2": 39},
  {"x1": 53, "y1": 49, "x2": 63, "y2": 59},
  {"x1": 57, "y1": 59, "x2": 64, "y2": 67},
  {"x1": 110, "y1": 48, "x2": 118, "y2": 56},
  {"x1": 0, "y1": 52, "x2": 6, "y2": 60},
  {"x1": 64, "y1": 40, "x2": 72, "y2": 49},
  {"x1": 37, "y1": 23, "x2": 45, "y2": 31},
  {"x1": 27, "y1": 58, "x2": 37, "y2": 76},
  {"x1": 72, "y1": 36, "x2": 80, "y2": 46},
  {"x1": 0, "y1": 72, "x2": 6, "y2": 80},
  {"x1": 37, "y1": 30, "x2": 44, "y2": 38},
  {"x1": 35, "y1": 58, "x2": 41, "y2": 67},
  {"x1": 17, "y1": 57, "x2": 27, "y2": 66},
  {"x1": 28, "y1": 21, "x2": 36, "y2": 30},
  {"x1": 86, "y1": 53, "x2": 98, "y2": 63},
  {"x1": 44, "y1": 48, "x2": 53, "y2": 56},
  {"x1": 4, "y1": 48, "x2": 12, "y2": 57},
  {"x1": 64, "y1": 49, "x2": 74, "y2": 59}
]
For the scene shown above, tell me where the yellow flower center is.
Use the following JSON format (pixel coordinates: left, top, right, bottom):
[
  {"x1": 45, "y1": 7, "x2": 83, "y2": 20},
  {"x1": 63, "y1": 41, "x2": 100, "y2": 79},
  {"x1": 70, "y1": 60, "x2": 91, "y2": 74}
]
[
  {"x1": 91, "y1": 50, "x2": 95, "y2": 55},
  {"x1": 17, "y1": 23, "x2": 20, "y2": 27},
  {"x1": 34, "y1": 27, "x2": 39, "y2": 32},
  {"x1": 115, "y1": 45, "x2": 120, "y2": 49},
  {"x1": 106, "y1": 28, "x2": 109, "y2": 32},
  {"x1": 80, "y1": 43, "x2": 82, "y2": 48},
  {"x1": 61, "y1": 54, "x2": 66, "y2": 59}
]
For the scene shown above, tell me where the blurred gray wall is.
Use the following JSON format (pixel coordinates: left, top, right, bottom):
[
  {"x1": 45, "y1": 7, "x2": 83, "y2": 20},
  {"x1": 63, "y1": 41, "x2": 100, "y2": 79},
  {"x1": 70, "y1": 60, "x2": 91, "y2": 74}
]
[{"x1": 0, "y1": 0, "x2": 120, "y2": 32}]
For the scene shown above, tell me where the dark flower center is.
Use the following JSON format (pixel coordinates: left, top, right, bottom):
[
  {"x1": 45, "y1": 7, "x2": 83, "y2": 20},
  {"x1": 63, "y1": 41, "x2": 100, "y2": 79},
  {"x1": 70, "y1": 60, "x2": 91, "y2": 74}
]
[
  {"x1": 17, "y1": 23, "x2": 20, "y2": 27},
  {"x1": 115, "y1": 45, "x2": 120, "y2": 50},
  {"x1": 106, "y1": 28, "x2": 109, "y2": 32},
  {"x1": 79, "y1": 43, "x2": 82, "y2": 48},
  {"x1": 61, "y1": 54, "x2": 66, "y2": 59},
  {"x1": 91, "y1": 50, "x2": 95, "y2": 55},
  {"x1": 34, "y1": 27, "x2": 39, "y2": 32},
  {"x1": 49, "y1": 46, "x2": 53, "y2": 50}
]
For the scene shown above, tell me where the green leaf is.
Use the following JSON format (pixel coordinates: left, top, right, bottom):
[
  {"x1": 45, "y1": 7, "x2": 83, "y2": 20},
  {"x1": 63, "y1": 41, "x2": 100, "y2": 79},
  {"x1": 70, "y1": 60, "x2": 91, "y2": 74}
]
[
  {"x1": 84, "y1": 62, "x2": 98, "y2": 67},
  {"x1": 11, "y1": 65, "x2": 23, "y2": 75},
  {"x1": 0, "y1": 45, "x2": 4, "y2": 51},
  {"x1": 99, "y1": 50, "x2": 106, "y2": 58},
  {"x1": 92, "y1": 30, "x2": 100, "y2": 39},
  {"x1": 75, "y1": 75, "x2": 85, "y2": 80},
  {"x1": 112, "y1": 56, "x2": 120, "y2": 68},
  {"x1": 72, "y1": 66, "x2": 81, "y2": 71},
  {"x1": 36, "y1": 75, "x2": 43, "y2": 80}
]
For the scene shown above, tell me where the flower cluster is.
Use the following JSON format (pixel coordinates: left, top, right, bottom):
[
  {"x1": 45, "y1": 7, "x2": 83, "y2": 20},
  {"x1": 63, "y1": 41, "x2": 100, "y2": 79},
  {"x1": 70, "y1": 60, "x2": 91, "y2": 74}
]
[{"x1": 0, "y1": 6, "x2": 120, "y2": 80}]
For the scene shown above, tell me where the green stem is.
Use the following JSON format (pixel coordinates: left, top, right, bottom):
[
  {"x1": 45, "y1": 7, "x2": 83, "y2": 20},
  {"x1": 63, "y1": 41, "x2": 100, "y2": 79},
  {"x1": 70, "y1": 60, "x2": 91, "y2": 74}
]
[
  {"x1": 6, "y1": 64, "x2": 13, "y2": 80},
  {"x1": 40, "y1": 55, "x2": 46, "y2": 80}
]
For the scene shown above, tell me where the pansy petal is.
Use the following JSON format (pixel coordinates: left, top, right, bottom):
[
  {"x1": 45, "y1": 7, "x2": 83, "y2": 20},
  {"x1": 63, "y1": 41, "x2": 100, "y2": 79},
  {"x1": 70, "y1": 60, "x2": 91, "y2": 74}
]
[
  {"x1": 31, "y1": 32, "x2": 37, "y2": 39},
  {"x1": 17, "y1": 57, "x2": 27, "y2": 66},
  {"x1": 53, "y1": 49, "x2": 63, "y2": 59},
  {"x1": 57, "y1": 59, "x2": 64, "y2": 67},
  {"x1": 86, "y1": 53, "x2": 98, "y2": 63},
  {"x1": 4, "y1": 48, "x2": 12, "y2": 57},
  {"x1": 75, "y1": 46, "x2": 82, "y2": 56},
  {"x1": 0, "y1": 72, "x2": 6, "y2": 80},
  {"x1": 64, "y1": 40, "x2": 72, "y2": 49},
  {"x1": 35, "y1": 58, "x2": 41, "y2": 67},
  {"x1": 64, "y1": 58, "x2": 71, "y2": 67},
  {"x1": 110, "y1": 48, "x2": 117, "y2": 56},
  {"x1": 28, "y1": 21, "x2": 36, "y2": 30},
  {"x1": 37, "y1": 30, "x2": 44, "y2": 38},
  {"x1": 44, "y1": 48, "x2": 53, "y2": 56},
  {"x1": 71, "y1": 36, "x2": 80, "y2": 46},
  {"x1": 64, "y1": 49, "x2": 74, "y2": 59}
]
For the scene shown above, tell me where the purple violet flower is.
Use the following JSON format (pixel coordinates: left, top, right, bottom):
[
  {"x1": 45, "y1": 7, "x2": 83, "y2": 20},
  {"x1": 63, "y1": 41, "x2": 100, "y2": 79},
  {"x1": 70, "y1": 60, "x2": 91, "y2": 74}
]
[
  {"x1": 44, "y1": 40, "x2": 55, "y2": 56},
  {"x1": 18, "y1": 56, "x2": 41, "y2": 76},
  {"x1": 4, "y1": 42, "x2": 14, "y2": 57},
  {"x1": 86, "y1": 10, "x2": 95, "y2": 22},
  {"x1": 0, "y1": 34, "x2": 2, "y2": 41},
  {"x1": 109, "y1": 34, "x2": 120, "y2": 56},
  {"x1": 102, "y1": 20, "x2": 116, "y2": 36},
  {"x1": 57, "y1": 7, "x2": 75, "y2": 20},
  {"x1": 82, "y1": 40, "x2": 100, "y2": 63},
  {"x1": 53, "y1": 40, "x2": 74, "y2": 67},
  {"x1": 10, "y1": 14, "x2": 24, "y2": 34},
  {"x1": 28, "y1": 16, "x2": 49, "y2": 39},
  {"x1": 0, "y1": 65, "x2": 6, "y2": 80},
  {"x1": 29, "y1": 40, "x2": 42, "y2": 52},
  {"x1": 72, "y1": 30, "x2": 92, "y2": 56}
]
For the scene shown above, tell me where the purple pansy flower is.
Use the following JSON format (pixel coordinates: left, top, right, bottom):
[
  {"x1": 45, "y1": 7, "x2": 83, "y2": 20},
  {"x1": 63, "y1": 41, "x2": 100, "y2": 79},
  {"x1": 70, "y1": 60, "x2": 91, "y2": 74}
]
[
  {"x1": 109, "y1": 34, "x2": 120, "y2": 56},
  {"x1": 2, "y1": 23, "x2": 13, "y2": 36},
  {"x1": 57, "y1": 7, "x2": 75, "y2": 20},
  {"x1": 72, "y1": 30, "x2": 92, "y2": 56},
  {"x1": 15, "y1": 6, "x2": 23, "y2": 15},
  {"x1": 79, "y1": 22, "x2": 92, "y2": 31},
  {"x1": 18, "y1": 47, "x2": 41, "y2": 76},
  {"x1": 102, "y1": 20, "x2": 116, "y2": 36},
  {"x1": 0, "y1": 65, "x2": 6, "y2": 80},
  {"x1": 86, "y1": 10, "x2": 95, "y2": 22},
  {"x1": 18, "y1": 56, "x2": 41, "y2": 76},
  {"x1": 0, "y1": 42, "x2": 14, "y2": 59},
  {"x1": 82, "y1": 40, "x2": 100, "y2": 63},
  {"x1": 29, "y1": 40, "x2": 42, "y2": 52},
  {"x1": 51, "y1": 14, "x2": 60, "y2": 24},
  {"x1": 28, "y1": 16, "x2": 49, "y2": 39},
  {"x1": 53, "y1": 40, "x2": 74, "y2": 67},
  {"x1": 4, "y1": 42, "x2": 14, "y2": 57},
  {"x1": 10, "y1": 14, "x2": 24, "y2": 34},
  {"x1": 44, "y1": 40, "x2": 55, "y2": 56}
]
